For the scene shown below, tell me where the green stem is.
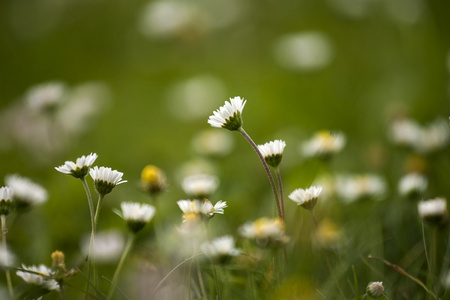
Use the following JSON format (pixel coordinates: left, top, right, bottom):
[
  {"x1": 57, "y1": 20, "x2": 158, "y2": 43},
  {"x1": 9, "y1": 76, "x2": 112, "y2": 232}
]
[
  {"x1": 427, "y1": 227, "x2": 437, "y2": 299},
  {"x1": 274, "y1": 167, "x2": 285, "y2": 220},
  {"x1": 238, "y1": 128, "x2": 282, "y2": 219},
  {"x1": 1, "y1": 215, "x2": 14, "y2": 298},
  {"x1": 81, "y1": 177, "x2": 96, "y2": 300},
  {"x1": 196, "y1": 255, "x2": 207, "y2": 300},
  {"x1": 92, "y1": 194, "x2": 105, "y2": 290},
  {"x1": 107, "y1": 234, "x2": 135, "y2": 300}
]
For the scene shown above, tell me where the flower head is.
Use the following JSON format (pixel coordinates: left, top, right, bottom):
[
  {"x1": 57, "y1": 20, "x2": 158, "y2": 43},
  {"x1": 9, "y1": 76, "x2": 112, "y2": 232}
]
[
  {"x1": 177, "y1": 199, "x2": 227, "y2": 222},
  {"x1": 16, "y1": 264, "x2": 60, "y2": 292},
  {"x1": 208, "y1": 96, "x2": 246, "y2": 131},
  {"x1": 81, "y1": 230, "x2": 125, "y2": 264},
  {"x1": 398, "y1": 173, "x2": 427, "y2": 198},
  {"x1": 120, "y1": 202, "x2": 156, "y2": 233},
  {"x1": 55, "y1": 153, "x2": 98, "y2": 178},
  {"x1": 289, "y1": 186, "x2": 322, "y2": 210},
  {"x1": 89, "y1": 166, "x2": 127, "y2": 196},
  {"x1": 200, "y1": 235, "x2": 240, "y2": 263},
  {"x1": 335, "y1": 174, "x2": 386, "y2": 203},
  {"x1": 301, "y1": 131, "x2": 345, "y2": 159},
  {"x1": 418, "y1": 198, "x2": 448, "y2": 226},
  {"x1": 5, "y1": 174, "x2": 48, "y2": 210},
  {"x1": 239, "y1": 217, "x2": 289, "y2": 248},
  {"x1": 366, "y1": 281, "x2": 384, "y2": 298},
  {"x1": 26, "y1": 82, "x2": 66, "y2": 114},
  {"x1": 141, "y1": 165, "x2": 166, "y2": 197},
  {"x1": 181, "y1": 174, "x2": 219, "y2": 199},
  {"x1": 0, "y1": 186, "x2": 14, "y2": 216},
  {"x1": 258, "y1": 140, "x2": 286, "y2": 168}
]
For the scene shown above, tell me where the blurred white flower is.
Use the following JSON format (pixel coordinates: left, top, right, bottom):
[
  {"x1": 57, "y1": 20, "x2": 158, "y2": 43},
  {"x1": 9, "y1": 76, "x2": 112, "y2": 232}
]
[
  {"x1": 0, "y1": 186, "x2": 14, "y2": 216},
  {"x1": 166, "y1": 75, "x2": 227, "y2": 121},
  {"x1": 89, "y1": 166, "x2": 127, "y2": 196},
  {"x1": 55, "y1": 152, "x2": 98, "y2": 179},
  {"x1": 258, "y1": 140, "x2": 286, "y2": 168},
  {"x1": 239, "y1": 217, "x2": 289, "y2": 247},
  {"x1": 390, "y1": 117, "x2": 450, "y2": 154},
  {"x1": 326, "y1": 0, "x2": 373, "y2": 19},
  {"x1": 81, "y1": 230, "x2": 125, "y2": 264},
  {"x1": 181, "y1": 174, "x2": 219, "y2": 199},
  {"x1": 5, "y1": 174, "x2": 48, "y2": 210},
  {"x1": 191, "y1": 129, "x2": 235, "y2": 157},
  {"x1": 418, "y1": 198, "x2": 448, "y2": 226},
  {"x1": 177, "y1": 199, "x2": 227, "y2": 222},
  {"x1": 0, "y1": 247, "x2": 15, "y2": 267},
  {"x1": 366, "y1": 281, "x2": 384, "y2": 299},
  {"x1": 120, "y1": 202, "x2": 156, "y2": 233},
  {"x1": 208, "y1": 96, "x2": 246, "y2": 131},
  {"x1": 398, "y1": 173, "x2": 427, "y2": 197},
  {"x1": 301, "y1": 131, "x2": 346, "y2": 158},
  {"x1": 335, "y1": 174, "x2": 387, "y2": 203},
  {"x1": 16, "y1": 264, "x2": 60, "y2": 292},
  {"x1": 138, "y1": 0, "x2": 242, "y2": 40},
  {"x1": 273, "y1": 32, "x2": 333, "y2": 71},
  {"x1": 200, "y1": 235, "x2": 240, "y2": 262},
  {"x1": 289, "y1": 186, "x2": 322, "y2": 210},
  {"x1": 26, "y1": 82, "x2": 66, "y2": 113}
]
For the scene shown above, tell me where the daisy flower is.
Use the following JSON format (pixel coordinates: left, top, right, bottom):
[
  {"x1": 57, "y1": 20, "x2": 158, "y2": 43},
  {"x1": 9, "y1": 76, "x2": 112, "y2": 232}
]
[
  {"x1": 207, "y1": 96, "x2": 246, "y2": 131},
  {"x1": 257, "y1": 140, "x2": 286, "y2": 168},
  {"x1": 141, "y1": 165, "x2": 166, "y2": 196},
  {"x1": 5, "y1": 174, "x2": 48, "y2": 210},
  {"x1": 0, "y1": 186, "x2": 14, "y2": 216},
  {"x1": 55, "y1": 153, "x2": 98, "y2": 178},
  {"x1": 398, "y1": 173, "x2": 427, "y2": 198},
  {"x1": 89, "y1": 166, "x2": 127, "y2": 196},
  {"x1": 418, "y1": 198, "x2": 448, "y2": 226},
  {"x1": 119, "y1": 202, "x2": 156, "y2": 233},
  {"x1": 177, "y1": 199, "x2": 227, "y2": 222},
  {"x1": 239, "y1": 217, "x2": 289, "y2": 247},
  {"x1": 16, "y1": 264, "x2": 60, "y2": 292},
  {"x1": 181, "y1": 174, "x2": 219, "y2": 199},
  {"x1": 200, "y1": 235, "x2": 240, "y2": 263},
  {"x1": 301, "y1": 131, "x2": 345, "y2": 159},
  {"x1": 366, "y1": 281, "x2": 384, "y2": 299},
  {"x1": 289, "y1": 186, "x2": 322, "y2": 210}
]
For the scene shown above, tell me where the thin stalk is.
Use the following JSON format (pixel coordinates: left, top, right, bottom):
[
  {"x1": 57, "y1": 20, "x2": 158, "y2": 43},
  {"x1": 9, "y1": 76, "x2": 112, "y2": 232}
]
[
  {"x1": 107, "y1": 234, "x2": 135, "y2": 300},
  {"x1": 238, "y1": 128, "x2": 282, "y2": 219},
  {"x1": 81, "y1": 177, "x2": 96, "y2": 300},
  {"x1": 196, "y1": 256, "x2": 207, "y2": 300},
  {"x1": 312, "y1": 212, "x2": 346, "y2": 299},
  {"x1": 1, "y1": 215, "x2": 14, "y2": 298},
  {"x1": 274, "y1": 167, "x2": 285, "y2": 220},
  {"x1": 92, "y1": 194, "x2": 105, "y2": 290},
  {"x1": 427, "y1": 227, "x2": 437, "y2": 300}
]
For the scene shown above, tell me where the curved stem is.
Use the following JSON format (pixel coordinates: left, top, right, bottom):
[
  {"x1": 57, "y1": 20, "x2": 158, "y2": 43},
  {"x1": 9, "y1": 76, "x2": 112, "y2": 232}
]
[
  {"x1": 92, "y1": 194, "x2": 105, "y2": 289},
  {"x1": 238, "y1": 128, "x2": 282, "y2": 219},
  {"x1": 107, "y1": 234, "x2": 135, "y2": 300},
  {"x1": 275, "y1": 167, "x2": 285, "y2": 221},
  {"x1": 1, "y1": 215, "x2": 14, "y2": 298},
  {"x1": 81, "y1": 177, "x2": 96, "y2": 300}
]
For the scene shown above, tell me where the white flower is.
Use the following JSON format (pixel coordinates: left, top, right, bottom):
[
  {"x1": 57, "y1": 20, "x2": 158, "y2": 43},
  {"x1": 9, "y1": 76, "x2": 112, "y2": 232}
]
[
  {"x1": 207, "y1": 96, "x2": 246, "y2": 131},
  {"x1": 200, "y1": 235, "x2": 240, "y2": 262},
  {"x1": 181, "y1": 174, "x2": 219, "y2": 198},
  {"x1": 366, "y1": 281, "x2": 384, "y2": 299},
  {"x1": 239, "y1": 217, "x2": 289, "y2": 247},
  {"x1": 177, "y1": 199, "x2": 227, "y2": 222},
  {"x1": 55, "y1": 153, "x2": 98, "y2": 178},
  {"x1": 191, "y1": 129, "x2": 235, "y2": 157},
  {"x1": 273, "y1": 31, "x2": 333, "y2": 71},
  {"x1": 335, "y1": 174, "x2": 386, "y2": 203},
  {"x1": 120, "y1": 202, "x2": 156, "y2": 233},
  {"x1": 89, "y1": 166, "x2": 127, "y2": 195},
  {"x1": 301, "y1": 131, "x2": 346, "y2": 158},
  {"x1": 0, "y1": 247, "x2": 15, "y2": 267},
  {"x1": 0, "y1": 186, "x2": 14, "y2": 216},
  {"x1": 26, "y1": 82, "x2": 66, "y2": 113},
  {"x1": 289, "y1": 186, "x2": 322, "y2": 210},
  {"x1": 418, "y1": 198, "x2": 448, "y2": 226},
  {"x1": 398, "y1": 173, "x2": 427, "y2": 197},
  {"x1": 81, "y1": 230, "x2": 125, "y2": 264},
  {"x1": 16, "y1": 264, "x2": 60, "y2": 292},
  {"x1": 5, "y1": 174, "x2": 48, "y2": 209},
  {"x1": 390, "y1": 118, "x2": 422, "y2": 146},
  {"x1": 257, "y1": 140, "x2": 286, "y2": 167}
]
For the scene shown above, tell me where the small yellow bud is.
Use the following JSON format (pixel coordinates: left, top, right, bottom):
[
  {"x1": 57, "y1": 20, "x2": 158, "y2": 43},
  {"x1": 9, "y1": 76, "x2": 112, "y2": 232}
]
[{"x1": 141, "y1": 165, "x2": 166, "y2": 197}]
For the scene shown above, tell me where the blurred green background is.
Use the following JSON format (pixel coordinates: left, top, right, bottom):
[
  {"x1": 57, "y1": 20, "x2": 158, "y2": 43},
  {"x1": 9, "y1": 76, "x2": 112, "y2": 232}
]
[{"x1": 0, "y1": 0, "x2": 449, "y2": 299}]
